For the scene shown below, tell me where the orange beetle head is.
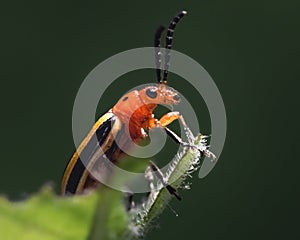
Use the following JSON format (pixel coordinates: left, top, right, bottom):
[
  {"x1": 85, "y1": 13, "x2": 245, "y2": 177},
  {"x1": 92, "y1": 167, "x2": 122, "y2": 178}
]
[{"x1": 138, "y1": 83, "x2": 181, "y2": 105}]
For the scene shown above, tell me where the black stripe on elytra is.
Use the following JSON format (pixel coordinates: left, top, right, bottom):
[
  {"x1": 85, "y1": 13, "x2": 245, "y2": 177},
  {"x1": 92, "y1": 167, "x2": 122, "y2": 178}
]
[
  {"x1": 65, "y1": 116, "x2": 116, "y2": 194},
  {"x1": 103, "y1": 124, "x2": 124, "y2": 163}
]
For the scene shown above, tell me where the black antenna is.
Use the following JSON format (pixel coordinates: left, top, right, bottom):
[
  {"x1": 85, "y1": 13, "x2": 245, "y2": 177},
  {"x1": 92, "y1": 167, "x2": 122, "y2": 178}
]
[
  {"x1": 154, "y1": 25, "x2": 166, "y2": 83},
  {"x1": 163, "y1": 10, "x2": 187, "y2": 82}
]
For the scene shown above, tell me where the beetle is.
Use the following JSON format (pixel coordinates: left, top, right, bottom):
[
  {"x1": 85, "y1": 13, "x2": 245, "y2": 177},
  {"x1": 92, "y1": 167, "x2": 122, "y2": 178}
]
[{"x1": 61, "y1": 10, "x2": 212, "y2": 200}]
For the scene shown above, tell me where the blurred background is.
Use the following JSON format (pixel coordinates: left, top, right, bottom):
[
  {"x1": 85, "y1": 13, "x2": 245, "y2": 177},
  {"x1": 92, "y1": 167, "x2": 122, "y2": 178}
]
[{"x1": 1, "y1": 0, "x2": 299, "y2": 239}]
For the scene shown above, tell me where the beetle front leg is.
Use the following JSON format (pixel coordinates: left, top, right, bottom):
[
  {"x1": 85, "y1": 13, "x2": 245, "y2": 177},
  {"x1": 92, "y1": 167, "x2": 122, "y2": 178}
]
[
  {"x1": 157, "y1": 111, "x2": 195, "y2": 147},
  {"x1": 158, "y1": 111, "x2": 194, "y2": 142},
  {"x1": 157, "y1": 112, "x2": 216, "y2": 161},
  {"x1": 158, "y1": 111, "x2": 181, "y2": 127}
]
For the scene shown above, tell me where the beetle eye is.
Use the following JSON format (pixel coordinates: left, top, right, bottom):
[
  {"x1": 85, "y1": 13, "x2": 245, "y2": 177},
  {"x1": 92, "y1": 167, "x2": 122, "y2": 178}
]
[
  {"x1": 146, "y1": 89, "x2": 157, "y2": 99},
  {"x1": 173, "y1": 94, "x2": 180, "y2": 101}
]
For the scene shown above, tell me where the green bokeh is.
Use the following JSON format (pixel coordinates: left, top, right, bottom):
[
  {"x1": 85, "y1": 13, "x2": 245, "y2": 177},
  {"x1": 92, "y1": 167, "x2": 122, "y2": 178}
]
[{"x1": 1, "y1": 0, "x2": 299, "y2": 239}]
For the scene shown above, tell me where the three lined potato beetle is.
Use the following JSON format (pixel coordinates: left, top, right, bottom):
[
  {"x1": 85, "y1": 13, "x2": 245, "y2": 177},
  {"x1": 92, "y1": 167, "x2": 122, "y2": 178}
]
[{"x1": 62, "y1": 10, "x2": 211, "y2": 199}]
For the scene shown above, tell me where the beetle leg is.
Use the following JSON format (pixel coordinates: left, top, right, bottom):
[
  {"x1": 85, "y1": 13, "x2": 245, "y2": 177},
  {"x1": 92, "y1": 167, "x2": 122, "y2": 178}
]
[
  {"x1": 165, "y1": 126, "x2": 216, "y2": 160},
  {"x1": 158, "y1": 112, "x2": 216, "y2": 160},
  {"x1": 158, "y1": 111, "x2": 193, "y2": 142},
  {"x1": 158, "y1": 111, "x2": 181, "y2": 127},
  {"x1": 149, "y1": 161, "x2": 181, "y2": 201},
  {"x1": 157, "y1": 111, "x2": 194, "y2": 147},
  {"x1": 164, "y1": 127, "x2": 189, "y2": 146},
  {"x1": 124, "y1": 191, "x2": 135, "y2": 211}
]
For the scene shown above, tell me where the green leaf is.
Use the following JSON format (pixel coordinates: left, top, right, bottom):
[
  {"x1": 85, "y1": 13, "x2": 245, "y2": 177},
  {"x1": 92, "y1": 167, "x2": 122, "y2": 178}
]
[{"x1": 0, "y1": 187, "x2": 127, "y2": 240}]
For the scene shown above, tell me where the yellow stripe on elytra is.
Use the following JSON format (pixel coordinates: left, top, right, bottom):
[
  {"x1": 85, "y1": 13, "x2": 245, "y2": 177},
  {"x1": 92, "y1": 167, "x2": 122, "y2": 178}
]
[
  {"x1": 75, "y1": 115, "x2": 122, "y2": 193},
  {"x1": 61, "y1": 111, "x2": 115, "y2": 194}
]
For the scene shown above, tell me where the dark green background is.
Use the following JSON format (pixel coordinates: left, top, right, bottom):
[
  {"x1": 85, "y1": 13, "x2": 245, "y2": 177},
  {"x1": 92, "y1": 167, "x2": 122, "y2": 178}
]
[{"x1": 1, "y1": 0, "x2": 299, "y2": 239}]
